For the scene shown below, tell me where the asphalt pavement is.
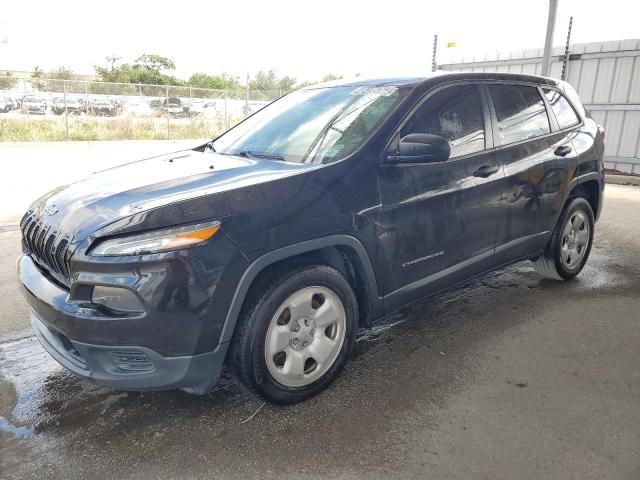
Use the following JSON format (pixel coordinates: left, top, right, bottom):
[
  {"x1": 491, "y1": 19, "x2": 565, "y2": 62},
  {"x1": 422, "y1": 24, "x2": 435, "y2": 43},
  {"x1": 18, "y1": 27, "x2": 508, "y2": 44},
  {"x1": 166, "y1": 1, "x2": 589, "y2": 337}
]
[{"x1": 0, "y1": 184, "x2": 639, "y2": 480}]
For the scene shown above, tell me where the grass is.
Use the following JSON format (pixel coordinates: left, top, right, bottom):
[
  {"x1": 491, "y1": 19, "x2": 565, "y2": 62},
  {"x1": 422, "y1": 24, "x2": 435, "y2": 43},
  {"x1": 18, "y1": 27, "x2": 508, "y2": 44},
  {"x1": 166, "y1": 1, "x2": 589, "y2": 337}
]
[{"x1": 0, "y1": 116, "x2": 236, "y2": 142}]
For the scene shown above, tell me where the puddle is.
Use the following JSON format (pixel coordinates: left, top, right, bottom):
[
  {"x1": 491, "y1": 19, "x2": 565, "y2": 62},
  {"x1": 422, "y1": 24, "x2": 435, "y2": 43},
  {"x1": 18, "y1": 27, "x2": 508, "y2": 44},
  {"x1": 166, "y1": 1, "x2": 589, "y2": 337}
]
[{"x1": 0, "y1": 336, "x2": 62, "y2": 437}]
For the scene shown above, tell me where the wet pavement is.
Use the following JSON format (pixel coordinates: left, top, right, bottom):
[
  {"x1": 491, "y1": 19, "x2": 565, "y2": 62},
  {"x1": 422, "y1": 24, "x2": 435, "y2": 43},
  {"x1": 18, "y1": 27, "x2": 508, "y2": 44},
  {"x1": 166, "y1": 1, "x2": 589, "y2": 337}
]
[{"x1": 1, "y1": 185, "x2": 639, "y2": 479}]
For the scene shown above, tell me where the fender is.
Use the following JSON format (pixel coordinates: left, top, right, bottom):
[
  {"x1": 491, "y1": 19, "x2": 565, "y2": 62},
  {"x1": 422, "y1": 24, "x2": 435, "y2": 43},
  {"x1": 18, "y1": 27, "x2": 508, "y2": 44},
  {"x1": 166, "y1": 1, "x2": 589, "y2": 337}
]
[
  {"x1": 217, "y1": 234, "x2": 384, "y2": 345},
  {"x1": 559, "y1": 171, "x2": 604, "y2": 223}
]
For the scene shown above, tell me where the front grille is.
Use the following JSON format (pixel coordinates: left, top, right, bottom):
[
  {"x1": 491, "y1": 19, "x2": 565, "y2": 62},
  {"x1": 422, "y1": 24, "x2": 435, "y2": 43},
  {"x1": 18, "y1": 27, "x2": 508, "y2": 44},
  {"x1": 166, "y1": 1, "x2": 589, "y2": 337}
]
[{"x1": 20, "y1": 210, "x2": 72, "y2": 286}]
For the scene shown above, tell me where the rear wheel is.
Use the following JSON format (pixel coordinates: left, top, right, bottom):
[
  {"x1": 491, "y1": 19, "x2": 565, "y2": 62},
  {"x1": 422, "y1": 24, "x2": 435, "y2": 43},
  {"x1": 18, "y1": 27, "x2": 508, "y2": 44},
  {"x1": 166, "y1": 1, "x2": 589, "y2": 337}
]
[
  {"x1": 534, "y1": 197, "x2": 594, "y2": 280},
  {"x1": 229, "y1": 264, "x2": 358, "y2": 404}
]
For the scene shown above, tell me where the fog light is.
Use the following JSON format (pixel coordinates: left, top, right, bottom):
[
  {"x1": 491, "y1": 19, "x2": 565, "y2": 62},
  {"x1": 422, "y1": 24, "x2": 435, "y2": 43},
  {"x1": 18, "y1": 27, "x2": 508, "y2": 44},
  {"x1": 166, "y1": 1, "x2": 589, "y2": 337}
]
[{"x1": 92, "y1": 286, "x2": 144, "y2": 313}]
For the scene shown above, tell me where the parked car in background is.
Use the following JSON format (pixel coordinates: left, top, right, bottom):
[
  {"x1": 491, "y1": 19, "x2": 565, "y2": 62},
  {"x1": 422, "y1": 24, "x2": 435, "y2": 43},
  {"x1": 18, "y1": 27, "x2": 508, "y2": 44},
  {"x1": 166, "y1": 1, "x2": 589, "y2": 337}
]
[
  {"x1": 110, "y1": 98, "x2": 126, "y2": 115},
  {"x1": 149, "y1": 98, "x2": 163, "y2": 110},
  {"x1": 124, "y1": 98, "x2": 152, "y2": 116},
  {"x1": 242, "y1": 100, "x2": 269, "y2": 116},
  {"x1": 51, "y1": 97, "x2": 85, "y2": 115},
  {"x1": 188, "y1": 100, "x2": 219, "y2": 118},
  {"x1": 88, "y1": 99, "x2": 117, "y2": 116},
  {"x1": 21, "y1": 95, "x2": 47, "y2": 115},
  {"x1": 17, "y1": 73, "x2": 604, "y2": 404},
  {"x1": 0, "y1": 96, "x2": 14, "y2": 113},
  {"x1": 160, "y1": 97, "x2": 186, "y2": 117}
]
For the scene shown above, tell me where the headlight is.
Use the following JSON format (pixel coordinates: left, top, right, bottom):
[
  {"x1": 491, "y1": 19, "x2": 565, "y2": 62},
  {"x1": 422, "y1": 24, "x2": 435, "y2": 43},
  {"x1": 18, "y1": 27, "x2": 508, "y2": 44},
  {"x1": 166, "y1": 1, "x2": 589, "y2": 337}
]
[{"x1": 91, "y1": 221, "x2": 221, "y2": 256}]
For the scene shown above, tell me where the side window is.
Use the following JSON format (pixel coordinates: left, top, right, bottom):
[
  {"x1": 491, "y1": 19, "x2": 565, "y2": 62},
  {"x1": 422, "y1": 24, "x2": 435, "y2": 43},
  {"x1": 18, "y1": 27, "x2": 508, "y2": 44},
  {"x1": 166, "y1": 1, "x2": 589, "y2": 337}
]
[
  {"x1": 543, "y1": 88, "x2": 580, "y2": 129},
  {"x1": 400, "y1": 84, "x2": 485, "y2": 158},
  {"x1": 488, "y1": 84, "x2": 551, "y2": 145}
]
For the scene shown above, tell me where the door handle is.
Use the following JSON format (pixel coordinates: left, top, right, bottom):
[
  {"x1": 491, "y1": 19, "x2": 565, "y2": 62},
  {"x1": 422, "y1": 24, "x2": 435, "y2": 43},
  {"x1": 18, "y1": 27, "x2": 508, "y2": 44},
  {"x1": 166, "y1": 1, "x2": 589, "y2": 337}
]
[
  {"x1": 472, "y1": 165, "x2": 499, "y2": 178},
  {"x1": 554, "y1": 145, "x2": 572, "y2": 157}
]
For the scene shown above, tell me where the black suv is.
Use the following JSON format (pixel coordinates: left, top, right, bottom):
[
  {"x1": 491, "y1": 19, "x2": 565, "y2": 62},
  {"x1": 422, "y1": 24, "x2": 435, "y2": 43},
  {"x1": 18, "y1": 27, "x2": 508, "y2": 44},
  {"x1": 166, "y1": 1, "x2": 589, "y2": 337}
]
[{"x1": 18, "y1": 73, "x2": 604, "y2": 404}]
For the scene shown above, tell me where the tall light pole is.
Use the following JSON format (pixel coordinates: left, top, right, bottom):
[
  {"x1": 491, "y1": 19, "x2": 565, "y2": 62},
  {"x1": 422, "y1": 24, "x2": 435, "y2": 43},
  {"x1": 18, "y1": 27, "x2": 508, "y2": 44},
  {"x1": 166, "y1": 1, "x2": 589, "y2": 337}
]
[{"x1": 541, "y1": 0, "x2": 558, "y2": 76}]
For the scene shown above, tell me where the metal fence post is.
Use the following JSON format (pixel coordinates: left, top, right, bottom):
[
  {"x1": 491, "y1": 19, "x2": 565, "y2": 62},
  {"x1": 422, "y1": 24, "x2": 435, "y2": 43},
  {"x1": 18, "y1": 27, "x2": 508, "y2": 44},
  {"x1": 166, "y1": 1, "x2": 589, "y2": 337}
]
[
  {"x1": 432, "y1": 34, "x2": 438, "y2": 72},
  {"x1": 166, "y1": 85, "x2": 170, "y2": 140},
  {"x1": 245, "y1": 87, "x2": 249, "y2": 118},
  {"x1": 224, "y1": 90, "x2": 228, "y2": 129},
  {"x1": 63, "y1": 80, "x2": 70, "y2": 141},
  {"x1": 561, "y1": 16, "x2": 573, "y2": 81}
]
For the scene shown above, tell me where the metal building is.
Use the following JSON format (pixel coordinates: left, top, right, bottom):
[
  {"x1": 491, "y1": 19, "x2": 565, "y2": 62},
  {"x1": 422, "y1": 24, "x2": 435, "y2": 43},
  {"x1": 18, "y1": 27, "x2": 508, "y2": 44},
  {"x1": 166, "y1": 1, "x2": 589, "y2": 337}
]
[{"x1": 439, "y1": 39, "x2": 640, "y2": 173}]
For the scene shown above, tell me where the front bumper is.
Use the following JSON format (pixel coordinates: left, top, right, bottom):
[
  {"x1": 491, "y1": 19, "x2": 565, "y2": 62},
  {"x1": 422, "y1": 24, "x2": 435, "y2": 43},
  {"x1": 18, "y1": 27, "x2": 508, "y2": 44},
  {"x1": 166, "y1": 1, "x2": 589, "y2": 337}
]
[
  {"x1": 18, "y1": 254, "x2": 231, "y2": 393},
  {"x1": 31, "y1": 310, "x2": 226, "y2": 393}
]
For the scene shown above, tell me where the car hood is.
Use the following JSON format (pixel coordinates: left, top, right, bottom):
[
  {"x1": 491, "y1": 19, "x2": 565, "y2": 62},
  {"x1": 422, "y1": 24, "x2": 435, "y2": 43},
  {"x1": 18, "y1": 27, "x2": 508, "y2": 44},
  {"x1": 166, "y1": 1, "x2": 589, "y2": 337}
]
[{"x1": 28, "y1": 150, "x2": 316, "y2": 241}]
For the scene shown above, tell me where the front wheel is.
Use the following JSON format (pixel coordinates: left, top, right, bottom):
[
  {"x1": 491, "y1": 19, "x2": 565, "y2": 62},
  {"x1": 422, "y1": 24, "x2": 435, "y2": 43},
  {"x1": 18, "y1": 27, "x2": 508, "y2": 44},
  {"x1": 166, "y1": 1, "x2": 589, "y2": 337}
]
[
  {"x1": 229, "y1": 264, "x2": 358, "y2": 404},
  {"x1": 534, "y1": 197, "x2": 595, "y2": 280}
]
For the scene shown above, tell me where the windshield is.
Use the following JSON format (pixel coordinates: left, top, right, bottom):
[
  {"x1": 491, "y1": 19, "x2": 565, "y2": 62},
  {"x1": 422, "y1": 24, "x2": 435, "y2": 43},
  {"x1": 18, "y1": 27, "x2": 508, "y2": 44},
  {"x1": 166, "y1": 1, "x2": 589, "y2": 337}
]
[{"x1": 212, "y1": 85, "x2": 408, "y2": 164}]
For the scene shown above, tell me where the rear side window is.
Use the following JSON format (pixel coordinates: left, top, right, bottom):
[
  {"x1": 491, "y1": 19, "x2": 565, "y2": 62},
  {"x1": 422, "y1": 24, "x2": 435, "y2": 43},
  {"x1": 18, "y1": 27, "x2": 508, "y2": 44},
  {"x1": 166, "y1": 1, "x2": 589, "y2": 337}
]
[
  {"x1": 401, "y1": 84, "x2": 485, "y2": 158},
  {"x1": 488, "y1": 84, "x2": 551, "y2": 145},
  {"x1": 543, "y1": 88, "x2": 580, "y2": 129}
]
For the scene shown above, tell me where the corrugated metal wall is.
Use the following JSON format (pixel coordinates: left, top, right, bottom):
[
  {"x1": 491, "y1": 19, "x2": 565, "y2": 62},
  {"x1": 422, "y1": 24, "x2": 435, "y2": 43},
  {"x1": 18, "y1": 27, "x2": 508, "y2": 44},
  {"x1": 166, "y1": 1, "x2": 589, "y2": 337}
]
[{"x1": 439, "y1": 39, "x2": 640, "y2": 173}]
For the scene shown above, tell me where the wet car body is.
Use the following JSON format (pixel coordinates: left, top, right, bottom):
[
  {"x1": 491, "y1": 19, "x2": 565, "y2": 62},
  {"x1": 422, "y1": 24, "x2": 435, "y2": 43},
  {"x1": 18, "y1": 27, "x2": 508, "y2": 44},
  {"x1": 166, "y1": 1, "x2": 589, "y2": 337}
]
[{"x1": 17, "y1": 72, "x2": 605, "y2": 394}]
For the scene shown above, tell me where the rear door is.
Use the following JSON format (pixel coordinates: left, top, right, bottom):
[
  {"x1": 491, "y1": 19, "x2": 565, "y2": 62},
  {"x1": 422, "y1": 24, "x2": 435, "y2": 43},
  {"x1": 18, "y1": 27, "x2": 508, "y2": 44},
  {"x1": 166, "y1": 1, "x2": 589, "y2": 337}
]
[
  {"x1": 378, "y1": 82, "x2": 504, "y2": 311},
  {"x1": 486, "y1": 83, "x2": 576, "y2": 264}
]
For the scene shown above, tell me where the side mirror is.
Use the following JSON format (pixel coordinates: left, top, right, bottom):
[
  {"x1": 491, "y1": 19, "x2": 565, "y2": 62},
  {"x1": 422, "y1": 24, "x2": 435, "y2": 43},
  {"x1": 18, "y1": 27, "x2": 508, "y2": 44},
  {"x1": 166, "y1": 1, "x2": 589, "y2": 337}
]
[{"x1": 387, "y1": 133, "x2": 450, "y2": 163}]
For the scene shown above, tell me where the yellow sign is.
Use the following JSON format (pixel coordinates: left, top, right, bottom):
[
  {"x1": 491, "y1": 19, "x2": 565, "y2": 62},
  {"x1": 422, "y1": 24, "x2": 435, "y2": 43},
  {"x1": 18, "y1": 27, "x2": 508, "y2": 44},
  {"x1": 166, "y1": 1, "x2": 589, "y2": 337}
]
[{"x1": 446, "y1": 42, "x2": 457, "y2": 48}]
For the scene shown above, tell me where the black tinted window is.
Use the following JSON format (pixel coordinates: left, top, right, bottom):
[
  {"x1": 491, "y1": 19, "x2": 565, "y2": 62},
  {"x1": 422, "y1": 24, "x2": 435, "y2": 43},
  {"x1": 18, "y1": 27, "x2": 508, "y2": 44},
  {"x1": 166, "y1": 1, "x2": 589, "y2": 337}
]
[
  {"x1": 488, "y1": 84, "x2": 550, "y2": 144},
  {"x1": 543, "y1": 88, "x2": 580, "y2": 129},
  {"x1": 401, "y1": 84, "x2": 485, "y2": 158}
]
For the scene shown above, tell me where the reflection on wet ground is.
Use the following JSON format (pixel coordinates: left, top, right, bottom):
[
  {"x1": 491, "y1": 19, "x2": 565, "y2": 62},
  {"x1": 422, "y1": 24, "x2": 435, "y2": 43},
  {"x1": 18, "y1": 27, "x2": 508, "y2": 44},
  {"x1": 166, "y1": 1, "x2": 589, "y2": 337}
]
[
  {"x1": 0, "y1": 267, "x2": 509, "y2": 443},
  {"x1": 1, "y1": 188, "x2": 639, "y2": 479},
  {"x1": 0, "y1": 264, "x2": 540, "y2": 446}
]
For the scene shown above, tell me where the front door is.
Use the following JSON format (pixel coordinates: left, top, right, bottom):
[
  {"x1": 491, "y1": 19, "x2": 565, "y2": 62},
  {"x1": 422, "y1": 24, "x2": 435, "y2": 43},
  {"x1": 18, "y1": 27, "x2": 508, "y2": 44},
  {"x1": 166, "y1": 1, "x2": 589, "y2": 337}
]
[{"x1": 378, "y1": 83, "x2": 504, "y2": 311}]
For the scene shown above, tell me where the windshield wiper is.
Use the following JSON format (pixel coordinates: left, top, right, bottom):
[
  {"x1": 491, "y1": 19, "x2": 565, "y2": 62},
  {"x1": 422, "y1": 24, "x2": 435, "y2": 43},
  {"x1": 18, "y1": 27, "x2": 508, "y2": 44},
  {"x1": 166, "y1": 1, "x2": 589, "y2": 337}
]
[{"x1": 235, "y1": 149, "x2": 284, "y2": 161}]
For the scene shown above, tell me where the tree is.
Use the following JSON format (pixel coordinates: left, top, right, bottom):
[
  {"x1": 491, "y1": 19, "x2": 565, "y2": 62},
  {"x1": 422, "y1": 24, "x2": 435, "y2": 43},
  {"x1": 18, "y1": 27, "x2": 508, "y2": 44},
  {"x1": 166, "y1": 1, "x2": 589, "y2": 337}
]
[
  {"x1": 0, "y1": 71, "x2": 18, "y2": 90},
  {"x1": 322, "y1": 74, "x2": 343, "y2": 82},
  {"x1": 188, "y1": 72, "x2": 240, "y2": 90},
  {"x1": 134, "y1": 54, "x2": 175, "y2": 72},
  {"x1": 30, "y1": 67, "x2": 44, "y2": 90},
  {"x1": 48, "y1": 67, "x2": 73, "y2": 80},
  {"x1": 249, "y1": 70, "x2": 296, "y2": 95},
  {"x1": 295, "y1": 74, "x2": 343, "y2": 89},
  {"x1": 94, "y1": 54, "x2": 184, "y2": 86}
]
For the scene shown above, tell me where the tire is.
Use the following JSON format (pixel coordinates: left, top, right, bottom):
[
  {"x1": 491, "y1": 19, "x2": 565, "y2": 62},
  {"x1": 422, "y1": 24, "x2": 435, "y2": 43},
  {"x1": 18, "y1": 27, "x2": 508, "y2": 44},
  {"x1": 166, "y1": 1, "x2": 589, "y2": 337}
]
[
  {"x1": 534, "y1": 197, "x2": 594, "y2": 280},
  {"x1": 229, "y1": 264, "x2": 358, "y2": 404}
]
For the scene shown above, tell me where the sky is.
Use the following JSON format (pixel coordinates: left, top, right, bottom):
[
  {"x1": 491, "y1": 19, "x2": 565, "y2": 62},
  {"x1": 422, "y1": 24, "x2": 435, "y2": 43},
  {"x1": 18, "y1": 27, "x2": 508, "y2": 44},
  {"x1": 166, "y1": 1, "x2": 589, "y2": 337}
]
[{"x1": 1, "y1": 0, "x2": 639, "y2": 83}]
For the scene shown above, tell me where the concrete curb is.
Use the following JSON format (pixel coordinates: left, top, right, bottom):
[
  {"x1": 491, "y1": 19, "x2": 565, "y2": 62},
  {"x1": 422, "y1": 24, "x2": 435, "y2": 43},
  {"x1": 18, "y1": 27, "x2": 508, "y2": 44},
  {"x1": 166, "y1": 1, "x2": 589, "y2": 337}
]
[{"x1": 606, "y1": 174, "x2": 640, "y2": 187}]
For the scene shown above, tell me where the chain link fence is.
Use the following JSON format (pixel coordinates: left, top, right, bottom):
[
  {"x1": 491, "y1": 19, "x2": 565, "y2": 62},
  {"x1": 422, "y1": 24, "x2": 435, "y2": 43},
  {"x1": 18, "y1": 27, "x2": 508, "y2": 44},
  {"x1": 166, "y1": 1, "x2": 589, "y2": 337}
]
[{"x1": 0, "y1": 78, "x2": 290, "y2": 142}]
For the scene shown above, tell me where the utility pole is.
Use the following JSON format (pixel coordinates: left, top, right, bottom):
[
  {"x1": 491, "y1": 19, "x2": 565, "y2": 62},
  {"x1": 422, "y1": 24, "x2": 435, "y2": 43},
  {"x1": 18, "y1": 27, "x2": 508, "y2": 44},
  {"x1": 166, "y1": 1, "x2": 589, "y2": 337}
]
[
  {"x1": 431, "y1": 34, "x2": 438, "y2": 72},
  {"x1": 541, "y1": 0, "x2": 558, "y2": 76},
  {"x1": 561, "y1": 16, "x2": 573, "y2": 81},
  {"x1": 245, "y1": 72, "x2": 249, "y2": 115}
]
